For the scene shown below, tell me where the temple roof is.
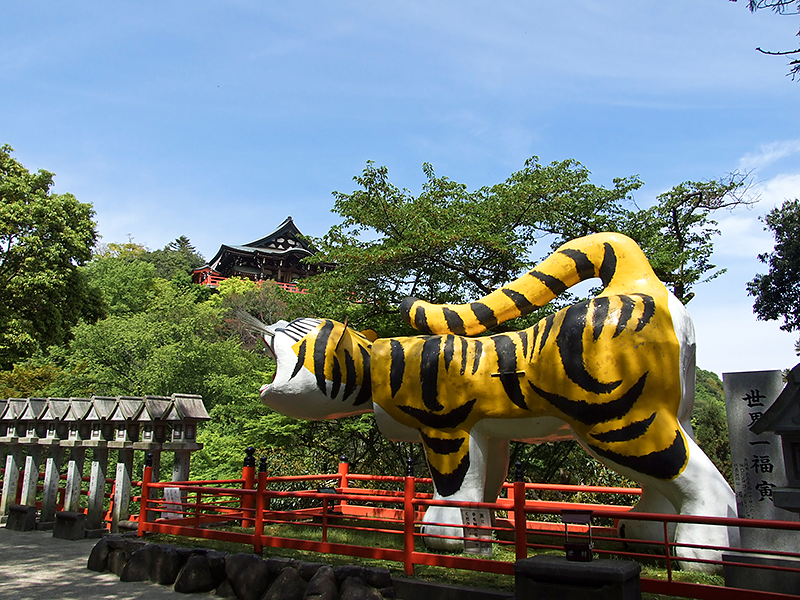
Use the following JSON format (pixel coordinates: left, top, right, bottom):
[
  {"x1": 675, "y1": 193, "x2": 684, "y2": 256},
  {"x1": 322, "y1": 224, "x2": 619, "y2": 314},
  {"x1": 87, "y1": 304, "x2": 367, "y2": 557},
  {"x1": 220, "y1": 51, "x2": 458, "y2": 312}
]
[{"x1": 204, "y1": 216, "x2": 315, "y2": 272}]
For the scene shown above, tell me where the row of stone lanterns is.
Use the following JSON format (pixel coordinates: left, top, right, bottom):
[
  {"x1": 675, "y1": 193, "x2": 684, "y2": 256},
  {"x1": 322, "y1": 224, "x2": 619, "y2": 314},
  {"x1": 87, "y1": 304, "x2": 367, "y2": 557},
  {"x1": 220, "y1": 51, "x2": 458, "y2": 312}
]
[{"x1": 0, "y1": 394, "x2": 210, "y2": 533}]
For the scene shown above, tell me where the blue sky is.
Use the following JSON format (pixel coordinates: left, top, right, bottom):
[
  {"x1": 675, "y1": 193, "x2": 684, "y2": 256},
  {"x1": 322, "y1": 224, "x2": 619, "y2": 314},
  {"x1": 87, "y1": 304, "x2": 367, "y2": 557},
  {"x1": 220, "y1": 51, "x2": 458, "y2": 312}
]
[{"x1": 2, "y1": 1, "x2": 798, "y2": 375}]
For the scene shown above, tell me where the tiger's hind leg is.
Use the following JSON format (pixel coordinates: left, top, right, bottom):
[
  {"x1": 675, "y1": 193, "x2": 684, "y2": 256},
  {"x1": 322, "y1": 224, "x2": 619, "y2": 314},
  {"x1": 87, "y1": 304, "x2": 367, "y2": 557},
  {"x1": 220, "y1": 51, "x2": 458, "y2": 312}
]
[
  {"x1": 579, "y1": 427, "x2": 737, "y2": 573},
  {"x1": 420, "y1": 433, "x2": 509, "y2": 551}
]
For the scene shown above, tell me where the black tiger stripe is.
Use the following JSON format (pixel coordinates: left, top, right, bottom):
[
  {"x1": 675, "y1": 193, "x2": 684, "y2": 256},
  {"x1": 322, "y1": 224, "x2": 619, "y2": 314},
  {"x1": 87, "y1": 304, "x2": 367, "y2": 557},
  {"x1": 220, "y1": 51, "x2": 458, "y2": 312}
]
[
  {"x1": 538, "y1": 314, "x2": 555, "y2": 356},
  {"x1": 561, "y1": 248, "x2": 596, "y2": 281},
  {"x1": 588, "y1": 429, "x2": 687, "y2": 480},
  {"x1": 471, "y1": 340, "x2": 483, "y2": 375},
  {"x1": 390, "y1": 339, "x2": 405, "y2": 398},
  {"x1": 528, "y1": 372, "x2": 647, "y2": 426},
  {"x1": 428, "y1": 452, "x2": 471, "y2": 497},
  {"x1": 342, "y1": 350, "x2": 357, "y2": 401},
  {"x1": 443, "y1": 335, "x2": 455, "y2": 371},
  {"x1": 529, "y1": 270, "x2": 568, "y2": 296},
  {"x1": 494, "y1": 334, "x2": 527, "y2": 410},
  {"x1": 531, "y1": 323, "x2": 540, "y2": 355},
  {"x1": 591, "y1": 297, "x2": 610, "y2": 341},
  {"x1": 557, "y1": 301, "x2": 622, "y2": 394},
  {"x1": 313, "y1": 320, "x2": 335, "y2": 395},
  {"x1": 420, "y1": 337, "x2": 444, "y2": 411},
  {"x1": 397, "y1": 398, "x2": 477, "y2": 430},
  {"x1": 414, "y1": 305, "x2": 431, "y2": 333},
  {"x1": 614, "y1": 295, "x2": 636, "y2": 338},
  {"x1": 443, "y1": 308, "x2": 466, "y2": 335},
  {"x1": 470, "y1": 302, "x2": 498, "y2": 331},
  {"x1": 290, "y1": 339, "x2": 307, "y2": 380},
  {"x1": 632, "y1": 293, "x2": 655, "y2": 332},
  {"x1": 419, "y1": 430, "x2": 465, "y2": 454},
  {"x1": 589, "y1": 412, "x2": 657, "y2": 443},
  {"x1": 460, "y1": 337, "x2": 468, "y2": 376},
  {"x1": 599, "y1": 242, "x2": 617, "y2": 287},
  {"x1": 519, "y1": 330, "x2": 528, "y2": 360},
  {"x1": 501, "y1": 288, "x2": 535, "y2": 314},
  {"x1": 353, "y1": 345, "x2": 372, "y2": 406},
  {"x1": 330, "y1": 356, "x2": 341, "y2": 399}
]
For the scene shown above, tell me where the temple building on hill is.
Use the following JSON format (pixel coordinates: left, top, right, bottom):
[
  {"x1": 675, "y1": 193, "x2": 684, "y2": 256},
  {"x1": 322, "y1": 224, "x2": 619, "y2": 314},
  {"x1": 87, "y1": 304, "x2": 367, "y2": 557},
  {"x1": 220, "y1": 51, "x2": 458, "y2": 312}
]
[{"x1": 192, "y1": 216, "x2": 328, "y2": 290}]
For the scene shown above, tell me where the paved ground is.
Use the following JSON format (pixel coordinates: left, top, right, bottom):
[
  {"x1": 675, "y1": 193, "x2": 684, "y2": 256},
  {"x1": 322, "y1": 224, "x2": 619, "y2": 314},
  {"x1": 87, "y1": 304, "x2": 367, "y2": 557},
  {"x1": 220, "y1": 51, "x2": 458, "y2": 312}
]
[{"x1": 0, "y1": 528, "x2": 211, "y2": 600}]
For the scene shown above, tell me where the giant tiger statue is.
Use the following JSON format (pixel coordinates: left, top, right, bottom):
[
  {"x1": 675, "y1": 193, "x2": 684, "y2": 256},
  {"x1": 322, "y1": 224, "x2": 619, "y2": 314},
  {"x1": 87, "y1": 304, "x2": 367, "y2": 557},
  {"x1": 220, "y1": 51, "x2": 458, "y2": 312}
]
[{"x1": 255, "y1": 233, "x2": 737, "y2": 569}]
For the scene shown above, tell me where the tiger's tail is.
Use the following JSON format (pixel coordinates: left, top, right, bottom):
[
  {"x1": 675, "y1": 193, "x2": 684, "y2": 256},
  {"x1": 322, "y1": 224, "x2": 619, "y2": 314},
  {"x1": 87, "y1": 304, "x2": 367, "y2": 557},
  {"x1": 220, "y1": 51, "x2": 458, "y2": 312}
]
[{"x1": 400, "y1": 233, "x2": 663, "y2": 336}]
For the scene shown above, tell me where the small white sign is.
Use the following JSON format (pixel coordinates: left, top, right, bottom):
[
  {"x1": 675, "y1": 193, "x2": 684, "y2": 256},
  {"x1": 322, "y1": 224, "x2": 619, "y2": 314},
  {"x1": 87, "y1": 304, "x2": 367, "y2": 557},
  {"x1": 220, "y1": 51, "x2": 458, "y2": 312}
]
[
  {"x1": 162, "y1": 487, "x2": 183, "y2": 520},
  {"x1": 460, "y1": 508, "x2": 493, "y2": 555}
]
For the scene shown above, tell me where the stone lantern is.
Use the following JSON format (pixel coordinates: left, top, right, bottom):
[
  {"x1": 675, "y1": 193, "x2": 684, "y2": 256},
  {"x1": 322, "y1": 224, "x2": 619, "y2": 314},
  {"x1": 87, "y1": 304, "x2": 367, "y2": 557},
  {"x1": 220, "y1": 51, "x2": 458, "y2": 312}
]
[
  {"x1": 750, "y1": 364, "x2": 800, "y2": 512},
  {"x1": 0, "y1": 399, "x2": 25, "y2": 439},
  {"x1": 166, "y1": 394, "x2": 210, "y2": 442},
  {"x1": 110, "y1": 397, "x2": 144, "y2": 443},
  {"x1": 65, "y1": 399, "x2": 94, "y2": 441},
  {"x1": 41, "y1": 398, "x2": 71, "y2": 441},
  {"x1": 87, "y1": 397, "x2": 118, "y2": 442},
  {"x1": 141, "y1": 396, "x2": 172, "y2": 443},
  {"x1": 20, "y1": 398, "x2": 48, "y2": 440}
]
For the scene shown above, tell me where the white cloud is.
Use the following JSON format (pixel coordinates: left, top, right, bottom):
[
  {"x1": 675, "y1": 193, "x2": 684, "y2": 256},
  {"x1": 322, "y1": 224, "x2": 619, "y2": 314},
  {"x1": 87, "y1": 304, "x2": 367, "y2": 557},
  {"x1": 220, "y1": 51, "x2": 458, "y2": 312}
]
[
  {"x1": 738, "y1": 140, "x2": 800, "y2": 172},
  {"x1": 757, "y1": 172, "x2": 800, "y2": 207}
]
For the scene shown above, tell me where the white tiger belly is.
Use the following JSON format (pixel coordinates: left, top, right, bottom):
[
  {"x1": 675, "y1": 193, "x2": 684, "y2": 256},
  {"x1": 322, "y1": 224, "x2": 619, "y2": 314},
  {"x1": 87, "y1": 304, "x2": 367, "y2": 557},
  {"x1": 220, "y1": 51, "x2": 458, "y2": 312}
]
[{"x1": 474, "y1": 416, "x2": 573, "y2": 443}]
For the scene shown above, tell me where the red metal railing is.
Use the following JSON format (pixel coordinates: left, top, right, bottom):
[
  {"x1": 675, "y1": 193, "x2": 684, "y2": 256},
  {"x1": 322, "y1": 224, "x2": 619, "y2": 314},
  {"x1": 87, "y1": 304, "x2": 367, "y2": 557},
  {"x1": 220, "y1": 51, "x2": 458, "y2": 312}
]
[
  {"x1": 192, "y1": 269, "x2": 308, "y2": 293},
  {"x1": 134, "y1": 461, "x2": 800, "y2": 600}
]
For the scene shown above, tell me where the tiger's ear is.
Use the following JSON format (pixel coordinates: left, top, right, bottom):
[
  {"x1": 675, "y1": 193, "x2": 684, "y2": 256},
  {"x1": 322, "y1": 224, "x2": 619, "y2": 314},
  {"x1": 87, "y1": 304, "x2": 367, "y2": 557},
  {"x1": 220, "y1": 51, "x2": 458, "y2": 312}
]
[{"x1": 360, "y1": 329, "x2": 378, "y2": 342}]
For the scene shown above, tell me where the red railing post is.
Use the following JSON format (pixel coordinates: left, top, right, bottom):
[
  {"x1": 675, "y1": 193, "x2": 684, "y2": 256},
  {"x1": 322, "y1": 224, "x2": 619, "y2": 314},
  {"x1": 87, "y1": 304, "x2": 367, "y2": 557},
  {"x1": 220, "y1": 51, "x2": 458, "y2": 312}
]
[
  {"x1": 403, "y1": 459, "x2": 415, "y2": 576},
  {"x1": 253, "y1": 456, "x2": 267, "y2": 554},
  {"x1": 137, "y1": 453, "x2": 153, "y2": 537},
  {"x1": 241, "y1": 447, "x2": 256, "y2": 528},
  {"x1": 337, "y1": 456, "x2": 349, "y2": 507},
  {"x1": 322, "y1": 498, "x2": 329, "y2": 543},
  {"x1": 513, "y1": 462, "x2": 527, "y2": 560},
  {"x1": 663, "y1": 519, "x2": 672, "y2": 582}
]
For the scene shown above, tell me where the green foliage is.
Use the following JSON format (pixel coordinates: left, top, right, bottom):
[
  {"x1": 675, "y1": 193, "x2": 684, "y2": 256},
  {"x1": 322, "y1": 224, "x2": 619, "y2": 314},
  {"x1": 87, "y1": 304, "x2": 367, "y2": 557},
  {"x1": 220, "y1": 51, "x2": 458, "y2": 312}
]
[
  {"x1": 692, "y1": 369, "x2": 732, "y2": 484},
  {"x1": 142, "y1": 235, "x2": 206, "y2": 281},
  {"x1": 309, "y1": 159, "x2": 753, "y2": 334},
  {"x1": 0, "y1": 144, "x2": 101, "y2": 368},
  {"x1": 0, "y1": 360, "x2": 64, "y2": 398},
  {"x1": 631, "y1": 176, "x2": 751, "y2": 303},
  {"x1": 84, "y1": 256, "x2": 157, "y2": 316},
  {"x1": 748, "y1": 199, "x2": 800, "y2": 345}
]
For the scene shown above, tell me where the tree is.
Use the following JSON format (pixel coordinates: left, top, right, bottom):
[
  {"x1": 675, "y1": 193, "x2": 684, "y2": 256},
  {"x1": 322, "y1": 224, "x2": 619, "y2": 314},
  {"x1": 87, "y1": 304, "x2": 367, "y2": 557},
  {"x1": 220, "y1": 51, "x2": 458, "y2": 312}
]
[
  {"x1": 732, "y1": 0, "x2": 800, "y2": 79},
  {"x1": 308, "y1": 159, "x2": 753, "y2": 337},
  {"x1": 0, "y1": 144, "x2": 101, "y2": 369},
  {"x1": 142, "y1": 236, "x2": 206, "y2": 281},
  {"x1": 747, "y1": 198, "x2": 800, "y2": 348}
]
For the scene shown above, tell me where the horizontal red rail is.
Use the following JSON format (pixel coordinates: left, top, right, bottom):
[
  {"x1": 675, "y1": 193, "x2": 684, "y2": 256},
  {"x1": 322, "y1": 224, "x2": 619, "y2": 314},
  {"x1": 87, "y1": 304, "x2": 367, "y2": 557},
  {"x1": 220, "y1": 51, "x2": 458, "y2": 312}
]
[{"x1": 134, "y1": 467, "x2": 800, "y2": 600}]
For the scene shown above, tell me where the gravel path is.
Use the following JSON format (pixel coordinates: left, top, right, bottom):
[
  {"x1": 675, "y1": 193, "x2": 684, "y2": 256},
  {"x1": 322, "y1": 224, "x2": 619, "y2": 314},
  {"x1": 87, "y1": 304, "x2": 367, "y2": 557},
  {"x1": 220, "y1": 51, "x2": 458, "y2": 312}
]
[{"x1": 0, "y1": 528, "x2": 210, "y2": 600}]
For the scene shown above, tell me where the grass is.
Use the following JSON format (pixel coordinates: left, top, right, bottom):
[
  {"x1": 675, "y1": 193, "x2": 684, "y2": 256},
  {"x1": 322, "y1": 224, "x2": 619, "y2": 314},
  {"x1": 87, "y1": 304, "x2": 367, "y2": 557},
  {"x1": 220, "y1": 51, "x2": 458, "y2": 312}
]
[{"x1": 143, "y1": 516, "x2": 725, "y2": 600}]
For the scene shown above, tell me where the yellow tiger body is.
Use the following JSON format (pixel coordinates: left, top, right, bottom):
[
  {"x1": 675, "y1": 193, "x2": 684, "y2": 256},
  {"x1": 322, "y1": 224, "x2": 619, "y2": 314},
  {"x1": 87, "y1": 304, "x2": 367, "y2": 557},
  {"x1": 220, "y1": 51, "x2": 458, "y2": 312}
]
[{"x1": 262, "y1": 232, "x2": 736, "y2": 570}]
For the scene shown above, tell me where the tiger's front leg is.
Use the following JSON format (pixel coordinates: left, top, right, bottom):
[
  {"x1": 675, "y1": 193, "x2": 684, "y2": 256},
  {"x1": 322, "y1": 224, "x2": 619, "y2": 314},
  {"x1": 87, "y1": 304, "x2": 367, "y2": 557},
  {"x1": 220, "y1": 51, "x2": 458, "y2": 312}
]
[{"x1": 420, "y1": 432, "x2": 510, "y2": 551}]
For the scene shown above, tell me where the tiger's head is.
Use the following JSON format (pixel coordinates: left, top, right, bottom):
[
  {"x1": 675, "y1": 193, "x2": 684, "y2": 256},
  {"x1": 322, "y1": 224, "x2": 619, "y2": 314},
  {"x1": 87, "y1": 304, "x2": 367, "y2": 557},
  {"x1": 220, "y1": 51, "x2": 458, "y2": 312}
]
[{"x1": 259, "y1": 317, "x2": 376, "y2": 420}]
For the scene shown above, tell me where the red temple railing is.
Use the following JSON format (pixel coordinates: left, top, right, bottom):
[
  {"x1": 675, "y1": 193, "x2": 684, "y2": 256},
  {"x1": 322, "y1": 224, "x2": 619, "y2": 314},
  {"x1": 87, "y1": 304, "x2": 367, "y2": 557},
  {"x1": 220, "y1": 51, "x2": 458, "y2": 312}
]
[{"x1": 132, "y1": 457, "x2": 800, "y2": 600}]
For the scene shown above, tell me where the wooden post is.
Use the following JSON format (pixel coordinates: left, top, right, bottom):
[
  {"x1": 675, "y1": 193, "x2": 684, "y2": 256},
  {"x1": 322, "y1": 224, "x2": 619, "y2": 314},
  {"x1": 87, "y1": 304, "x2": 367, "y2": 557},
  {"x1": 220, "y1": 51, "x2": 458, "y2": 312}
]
[
  {"x1": 111, "y1": 448, "x2": 134, "y2": 532},
  {"x1": 241, "y1": 447, "x2": 256, "y2": 528},
  {"x1": 40, "y1": 447, "x2": 64, "y2": 523},
  {"x1": 138, "y1": 453, "x2": 153, "y2": 537},
  {"x1": 403, "y1": 458, "x2": 415, "y2": 576},
  {"x1": 20, "y1": 445, "x2": 43, "y2": 507},
  {"x1": 87, "y1": 446, "x2": 109, "y2": 530},
  {"x1": 513, "y1": 462, "x2": 527, "y2": 561},
  {"x1": 0, "y1": 446, "x2": 22, "y2": 517},
  {"x1": 63, "y1": 447, "x2": 85, "y2": 512}
]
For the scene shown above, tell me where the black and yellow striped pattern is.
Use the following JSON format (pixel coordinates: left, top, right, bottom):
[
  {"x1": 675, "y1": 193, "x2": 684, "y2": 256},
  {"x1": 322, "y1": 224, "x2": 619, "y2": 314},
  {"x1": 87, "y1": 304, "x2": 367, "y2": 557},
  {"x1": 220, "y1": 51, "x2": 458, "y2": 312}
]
[
  {"x1": 282, "y1": 233, "x2": 689, "y2": 498},
  {"x1": 382, "y1": 233, "x2": 688, "y2": 495}
]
